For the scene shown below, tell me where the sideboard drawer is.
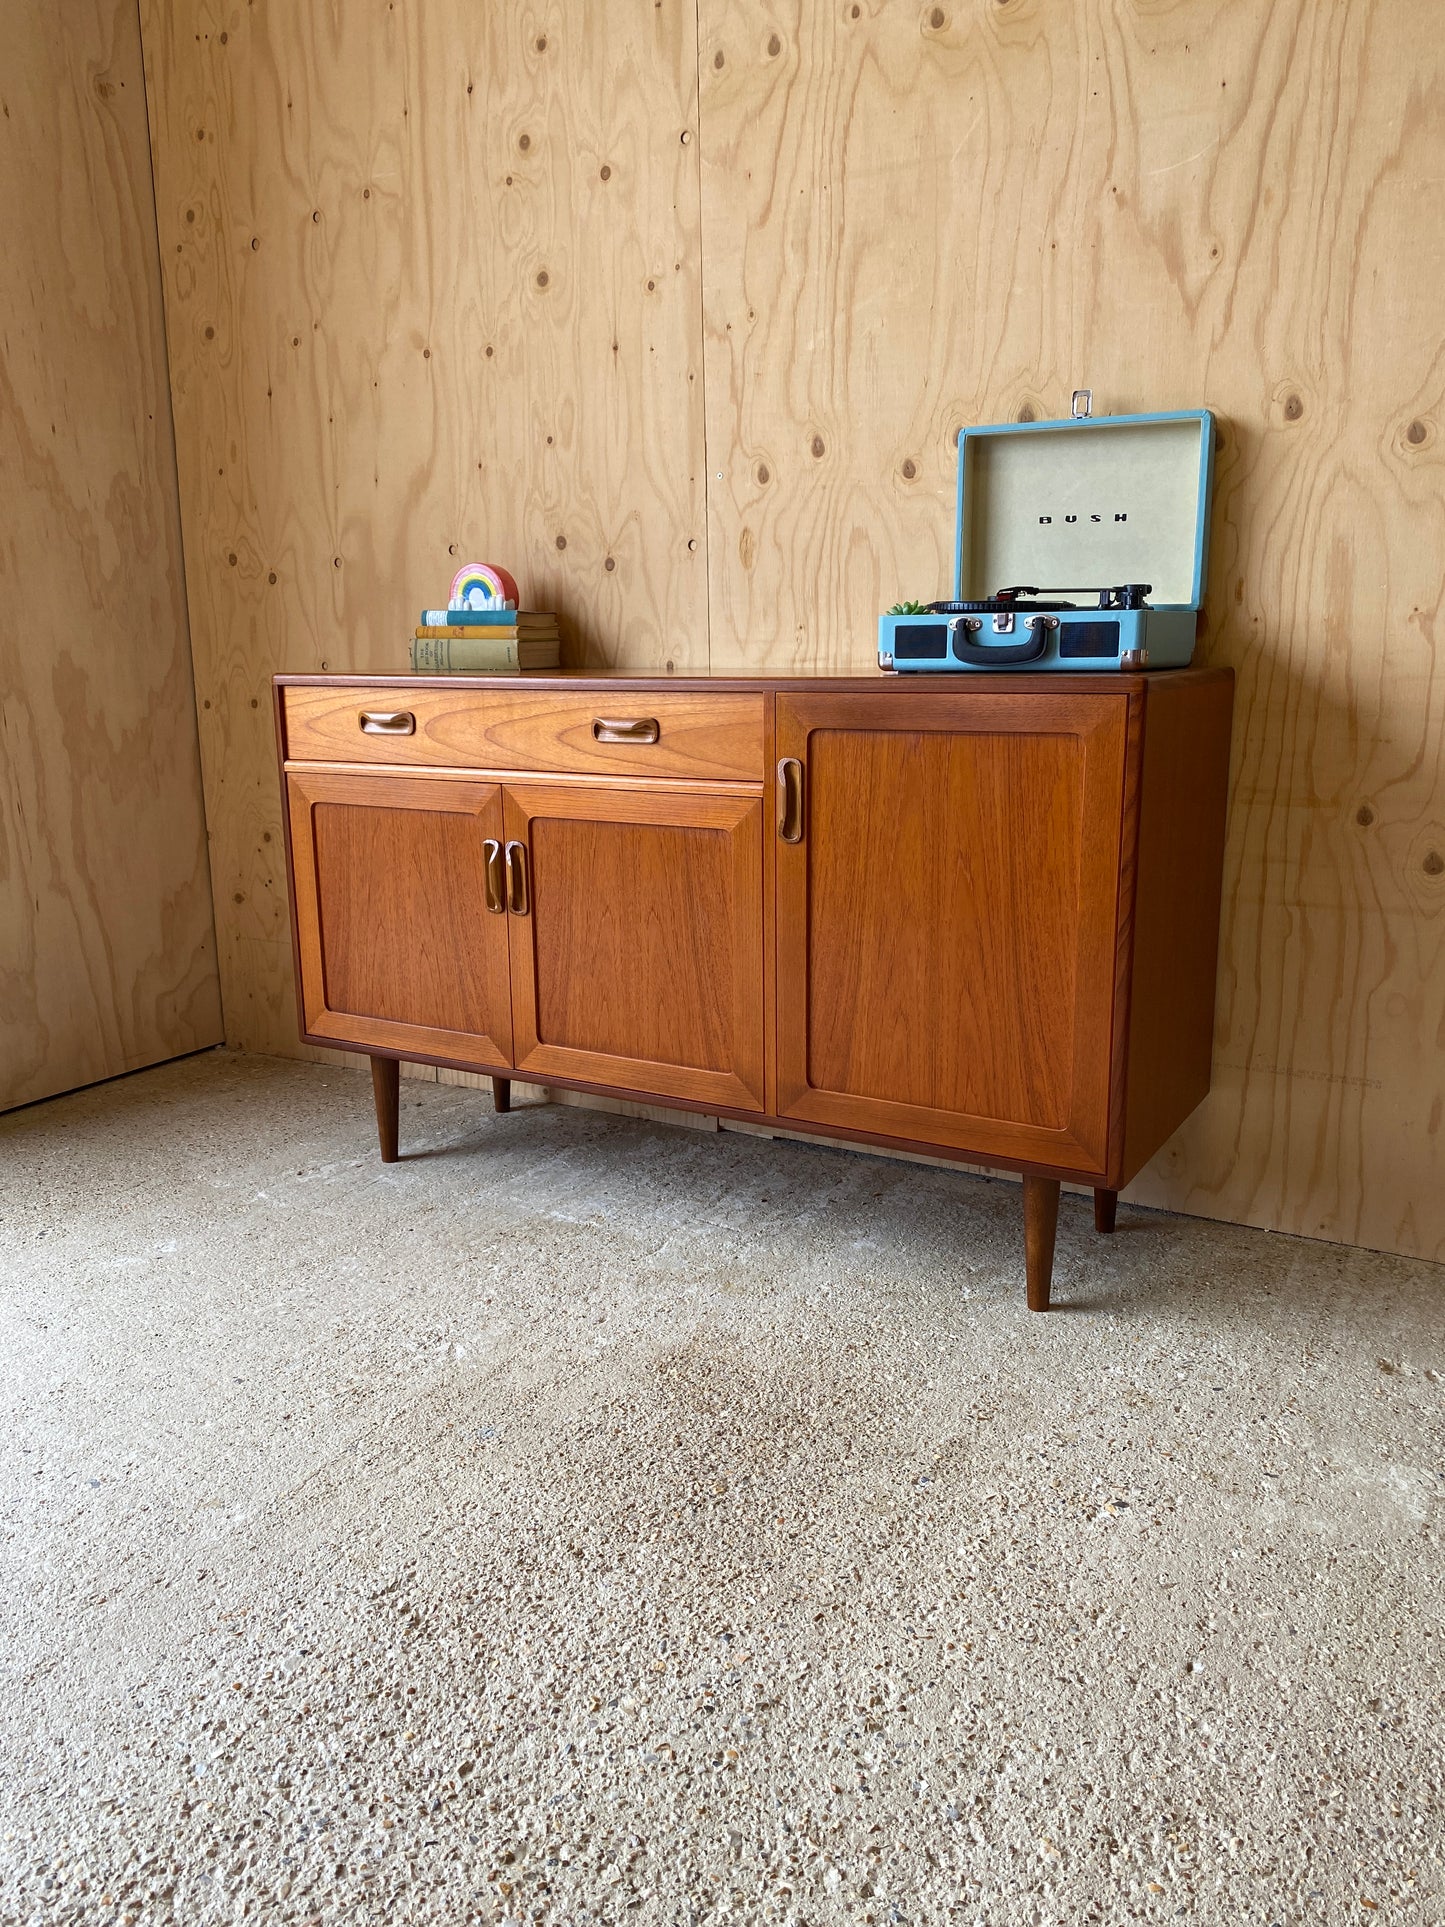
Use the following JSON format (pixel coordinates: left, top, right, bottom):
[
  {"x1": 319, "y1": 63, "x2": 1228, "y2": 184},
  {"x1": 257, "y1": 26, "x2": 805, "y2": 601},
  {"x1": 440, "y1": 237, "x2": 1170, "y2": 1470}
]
[{"x1": 282, "y1": 685, "x2": 765, "y2": 782}]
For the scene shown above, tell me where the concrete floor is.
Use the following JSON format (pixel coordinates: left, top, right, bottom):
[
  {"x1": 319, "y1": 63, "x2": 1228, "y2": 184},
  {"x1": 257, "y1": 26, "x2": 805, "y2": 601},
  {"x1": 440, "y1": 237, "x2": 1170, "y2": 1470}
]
[{"x1": 1, "y1": 1053, "x2": 1442, "y2": 1927}]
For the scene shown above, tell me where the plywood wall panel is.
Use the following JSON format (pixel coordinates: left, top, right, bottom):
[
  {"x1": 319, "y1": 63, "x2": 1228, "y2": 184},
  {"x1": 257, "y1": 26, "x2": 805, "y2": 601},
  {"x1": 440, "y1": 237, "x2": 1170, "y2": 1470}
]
[
  {"x1": 0, "y1": 0, "x2": 222, "y2": 1111},
  {"x1": 140, "y1": 0, "x2": 709, "y2": 1056},
  {"x1": 138, "y1": 0, "x2": 1443, "y2": 1263},
  {"x1": 696, "y1": 0, "x2": 1445, "y2": 1259}
]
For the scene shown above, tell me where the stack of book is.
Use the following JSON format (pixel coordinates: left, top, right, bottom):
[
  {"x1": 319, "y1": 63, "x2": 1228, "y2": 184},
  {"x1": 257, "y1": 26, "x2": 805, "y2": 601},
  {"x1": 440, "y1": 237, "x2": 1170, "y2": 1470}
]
[{"x1": 409, "y1": 606, "x2": 560, "y2": 674}]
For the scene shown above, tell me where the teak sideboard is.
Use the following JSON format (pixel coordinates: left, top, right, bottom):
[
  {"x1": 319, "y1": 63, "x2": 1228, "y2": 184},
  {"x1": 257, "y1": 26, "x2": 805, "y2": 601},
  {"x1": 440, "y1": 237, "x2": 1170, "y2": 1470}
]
[{"x1": 274, "y1": 670, "x2": 1233, "y2": 1309}]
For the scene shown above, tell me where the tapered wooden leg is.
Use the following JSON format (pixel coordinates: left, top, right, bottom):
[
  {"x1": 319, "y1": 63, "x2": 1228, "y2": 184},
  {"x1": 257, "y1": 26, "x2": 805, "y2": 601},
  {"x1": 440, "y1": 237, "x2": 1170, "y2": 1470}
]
[
  {"x1": 370, "y1": 1054, "x2": 400, "y2": 1163},
  {"x1": 1023, "y1": 1175, "x2": 1061, "y2": 1311},
  {"x1": 1093, "y1": 1187, "x2": 1118, "y2": 1234},
  {"x1": 491, "y1": 1076, "x2": 512, "y2": 1115}
]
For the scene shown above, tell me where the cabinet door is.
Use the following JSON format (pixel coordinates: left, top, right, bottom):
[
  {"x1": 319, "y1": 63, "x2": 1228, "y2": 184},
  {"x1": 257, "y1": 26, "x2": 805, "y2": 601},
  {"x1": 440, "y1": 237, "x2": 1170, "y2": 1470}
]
[
  {"x1": 286, "y1": 769, "x2": 513, "y2": 1067},
  {"x1": 774, "y1": 691, "x2": 1131, "y2": 1174},
  {"x1": 503, "y1": 782, "x2": 764, "y2": 1111}
]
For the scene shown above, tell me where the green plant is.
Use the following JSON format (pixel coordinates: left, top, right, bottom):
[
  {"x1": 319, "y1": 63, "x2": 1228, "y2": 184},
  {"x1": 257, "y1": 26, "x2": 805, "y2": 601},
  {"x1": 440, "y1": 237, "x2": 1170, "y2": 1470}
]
[{"x1": 887, "y1": 599, "x2": 929, "y2": 615}]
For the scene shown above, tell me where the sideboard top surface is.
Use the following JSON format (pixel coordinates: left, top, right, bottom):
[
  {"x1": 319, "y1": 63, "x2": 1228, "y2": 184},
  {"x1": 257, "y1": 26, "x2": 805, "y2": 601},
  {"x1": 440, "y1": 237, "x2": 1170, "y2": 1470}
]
[{"x1": 275, "y1": 667, "x2": 1233, "y2": 696}]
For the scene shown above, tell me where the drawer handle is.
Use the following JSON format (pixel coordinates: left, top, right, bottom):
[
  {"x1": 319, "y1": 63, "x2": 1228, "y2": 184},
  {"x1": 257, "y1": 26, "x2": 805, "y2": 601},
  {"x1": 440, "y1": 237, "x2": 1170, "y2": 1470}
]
[
  {"x1": 483, "y1": 839, "x2": 505, "y2": 915},
  {"x1": 504, "y1": 840, "x2": 530, "y2": 916},
  {"x1": 358, "y1": 709, "x2": 415, "y2": 736},
  {"x1": 777, "y1": 757, "x2": 805, "y2": 844},
  {"x1": 592, "y1": 716, "x2": 659, "y2": 745}
]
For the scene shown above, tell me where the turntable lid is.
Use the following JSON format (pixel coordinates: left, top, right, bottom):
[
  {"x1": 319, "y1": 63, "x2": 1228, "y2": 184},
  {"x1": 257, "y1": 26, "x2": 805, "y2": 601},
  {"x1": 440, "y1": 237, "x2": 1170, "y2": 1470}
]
[{"x1": 954, "y1": 409, "x2": 1215, "y2": 609}]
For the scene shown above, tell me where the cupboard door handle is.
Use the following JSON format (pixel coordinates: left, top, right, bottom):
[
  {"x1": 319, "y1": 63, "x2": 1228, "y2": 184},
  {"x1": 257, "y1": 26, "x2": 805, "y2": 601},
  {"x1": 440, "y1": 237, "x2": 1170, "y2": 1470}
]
[
  {"x1": 482, "y1": 839, "x2": 505, "y2": 914},
  {"x1": 358, "y1": 709, "x2": 415, "y2": 735},
  {"x1": 777, "y1": 757, "x2": 804, "y2": 843},
  {"x1": 592, "y1": 716, "x2": 659, "y2": 744},
  {"x1": 504, "y1": 840, "x2": 530, "y2": 916}
]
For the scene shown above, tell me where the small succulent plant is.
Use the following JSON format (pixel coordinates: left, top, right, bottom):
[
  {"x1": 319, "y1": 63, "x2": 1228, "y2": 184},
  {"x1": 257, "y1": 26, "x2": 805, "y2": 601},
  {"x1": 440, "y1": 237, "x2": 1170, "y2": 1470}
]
[{"x1": 887, "y1": 599, "x2": 929, "y2": 615}]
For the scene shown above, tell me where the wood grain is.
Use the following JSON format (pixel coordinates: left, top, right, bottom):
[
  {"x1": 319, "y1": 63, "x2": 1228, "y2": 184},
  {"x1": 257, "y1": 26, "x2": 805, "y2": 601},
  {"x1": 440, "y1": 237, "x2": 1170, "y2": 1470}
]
[
  {"x1": 698, "y1": 0, "x2": 1445, "y2": 1260},
  {"x1": 138, "y1": 0, "x2": 1445, "y2": 1260},
  {"x1": 774, "y1": 689, "x2": 1129, "y2": 1175},
  {"x1": 283, "y1": 685, "x2": 763, "y2": 780},
  {"x1": 1120, "y1": 672, "x2": 1235, "y2": 1184},
  {"x1": 0, "y1": 0, "x2": 221, "y2": 1109},
  {"x1": 139, "y1": 0, "x2": 708, "y2": 1058},
  {"x1": 504, "y1": 780, "x2": 765, "y2": 1111},
  {"x1": 286, "y1": 769, "x2": 513, "y2": 1069}
]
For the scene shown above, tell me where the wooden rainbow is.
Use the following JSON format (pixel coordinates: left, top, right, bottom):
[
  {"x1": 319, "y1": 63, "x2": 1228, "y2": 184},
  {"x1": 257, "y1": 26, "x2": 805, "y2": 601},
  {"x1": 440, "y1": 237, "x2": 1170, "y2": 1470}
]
[{"x1": 449, "y1": 561, "x2": 520, "y2": 610}]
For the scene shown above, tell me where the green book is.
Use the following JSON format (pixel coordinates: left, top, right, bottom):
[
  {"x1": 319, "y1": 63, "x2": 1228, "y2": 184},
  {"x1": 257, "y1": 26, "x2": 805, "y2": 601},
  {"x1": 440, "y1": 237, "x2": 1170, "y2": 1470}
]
[{"x1": 409, "y1": 634, "x2": 560, "y2": 673}]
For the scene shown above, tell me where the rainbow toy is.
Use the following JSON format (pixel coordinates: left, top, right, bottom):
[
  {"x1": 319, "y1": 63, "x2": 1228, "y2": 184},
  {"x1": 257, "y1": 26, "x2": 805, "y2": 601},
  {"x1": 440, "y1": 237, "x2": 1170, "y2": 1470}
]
[{"x1": 449, "y1": 562, "x2": 520, "y2": 611}]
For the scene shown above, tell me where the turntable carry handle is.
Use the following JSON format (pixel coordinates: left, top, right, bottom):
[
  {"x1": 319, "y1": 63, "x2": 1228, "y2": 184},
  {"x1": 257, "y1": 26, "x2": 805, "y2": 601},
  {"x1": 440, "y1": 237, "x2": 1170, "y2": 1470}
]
[{"x1": 951, "y1": 616, "x2": 1052, "y2": 667}]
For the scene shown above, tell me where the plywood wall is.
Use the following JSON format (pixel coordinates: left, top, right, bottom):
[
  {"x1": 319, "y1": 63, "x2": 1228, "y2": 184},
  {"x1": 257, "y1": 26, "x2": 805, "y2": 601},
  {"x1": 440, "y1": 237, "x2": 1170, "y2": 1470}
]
[
  {"x1": 0, "y1": 0, "x2": 221, "y2": 1111},
  {"x1": 696, "y1": 0, "x2": 1445, "y2": 1264},
  {"x1": 138, "y1": 0, "x2": 708, "y2": 1057},
  {"x1": 141, "y1": 0, "x2": 1444, "y2": 1264}
]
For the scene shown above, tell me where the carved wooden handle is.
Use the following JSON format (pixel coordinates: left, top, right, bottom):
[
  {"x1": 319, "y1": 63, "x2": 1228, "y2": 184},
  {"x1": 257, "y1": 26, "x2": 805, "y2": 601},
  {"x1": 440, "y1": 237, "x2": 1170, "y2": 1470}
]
[
  {"x1": 504, "y1": 840, "x2": 530, "y2": 916},
  {"x1": 358, "y1": 710, "x2": 416, "y2": 735},
  {"x1": 777, "y1": 757, "x2": 804, "y2": 843},
  {"x1": 483, "y1": 839, "x2": 505, "y2": 915},
  {"x1": 592, "y1": 717, "x2": 660, "y2": 744}
]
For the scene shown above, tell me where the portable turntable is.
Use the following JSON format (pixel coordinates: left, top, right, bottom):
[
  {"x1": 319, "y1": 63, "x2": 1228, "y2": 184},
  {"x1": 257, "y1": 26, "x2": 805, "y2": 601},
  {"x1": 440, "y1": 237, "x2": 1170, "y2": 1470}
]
[{"x1": 879, "y1": 394, "x2": 1217, "y2": 673}]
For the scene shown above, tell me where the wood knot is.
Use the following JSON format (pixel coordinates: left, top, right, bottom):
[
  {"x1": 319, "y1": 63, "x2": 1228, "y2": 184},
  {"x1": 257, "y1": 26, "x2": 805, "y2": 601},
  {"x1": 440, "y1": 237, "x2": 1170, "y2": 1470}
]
[
  {"x1": 901, "y1": 458, "x2": 917, "y2": 480},
  {"x1": 1284, "y1": 393, "x2": 1303, "y2": 421},
  {"x1": 1355, "y1": 805, "x2": 1374, "y2": 826},
  {"x1": 929, "y1": 6, "x2": 946, "y2": 25},
  {"x1": 811, "y1": 434, "x2": 826, "y2": 458},
  {"x1": 1425, "y1": 851, "x2": 1445, "y2": 876},
  {"x1": 600, "y1": 164, "x2": 612, "y2": 180},
  {"x1": 555, "y1": 534, "x2": 567, "y2": 550},
  {"x1": 756, "y1": 464, "x2": 770, "y2": 485},
  {"x1": 714, "y1": 50, "x2": 725, "y2": 68},
  {"x1": 767, "y1": 33, "x2": 782, "y2": 55},
  {"x1": 536, "y1": 269, "x2": 550, "y2": 287},
  {"x1": 1407, "y1": 418, "x2": 1428, "y2": 445},
  {"x1": 1017, "y1": 403, "x2": 1035, "y2": 423}
]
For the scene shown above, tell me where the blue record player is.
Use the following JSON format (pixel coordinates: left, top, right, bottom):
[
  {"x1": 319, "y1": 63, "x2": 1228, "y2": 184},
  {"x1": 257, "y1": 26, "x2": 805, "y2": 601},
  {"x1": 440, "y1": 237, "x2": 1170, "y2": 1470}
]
[{"x1": 879, "y1": 394, "x2": 1216, "y2": 673}]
